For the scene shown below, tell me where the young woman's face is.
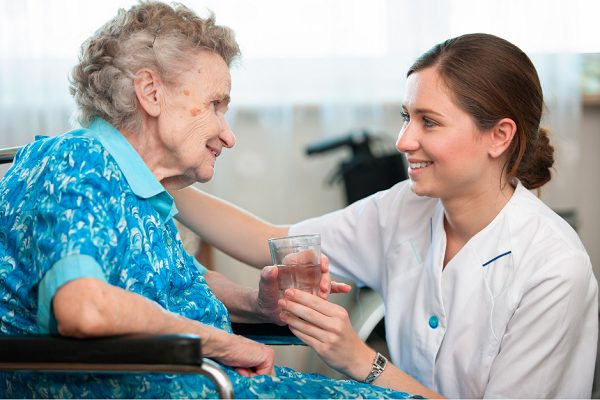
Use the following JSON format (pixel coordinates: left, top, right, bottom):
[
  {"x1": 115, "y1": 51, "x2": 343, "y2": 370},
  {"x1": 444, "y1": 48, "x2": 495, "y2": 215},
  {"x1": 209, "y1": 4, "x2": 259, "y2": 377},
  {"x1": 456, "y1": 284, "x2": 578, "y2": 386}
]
[{"x1": 396, "y1": 68, "x2": 493, "y2": 201}]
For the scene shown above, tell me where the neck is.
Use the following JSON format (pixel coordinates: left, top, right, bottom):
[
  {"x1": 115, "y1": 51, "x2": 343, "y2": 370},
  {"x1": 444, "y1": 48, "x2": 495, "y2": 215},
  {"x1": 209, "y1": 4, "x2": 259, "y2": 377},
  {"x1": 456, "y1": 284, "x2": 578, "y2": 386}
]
[
  {"x1": 442, "y1": 179, "x2": 515, "y2": 246},
  {"x1": 118, "y1": 117, "x2": 183, "y2": 188}
]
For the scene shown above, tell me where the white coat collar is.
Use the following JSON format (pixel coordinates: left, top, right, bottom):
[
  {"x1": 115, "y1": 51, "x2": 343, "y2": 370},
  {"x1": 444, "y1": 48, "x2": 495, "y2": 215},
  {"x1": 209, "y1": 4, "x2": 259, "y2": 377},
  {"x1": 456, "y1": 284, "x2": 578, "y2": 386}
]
[
  {"x1": 470, "y1": 180, "x2": 533, "y2": 270},
  {"x1": 431, "y1": 180, "x2": 529, "y2": 271}
]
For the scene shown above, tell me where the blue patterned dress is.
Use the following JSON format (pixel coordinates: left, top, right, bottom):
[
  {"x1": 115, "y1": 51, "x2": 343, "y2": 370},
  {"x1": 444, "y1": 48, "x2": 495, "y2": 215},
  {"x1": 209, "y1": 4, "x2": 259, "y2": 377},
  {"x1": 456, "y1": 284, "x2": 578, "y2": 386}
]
[{"x1": 0, "y1": 119, "x2": 419, "y2": 399}]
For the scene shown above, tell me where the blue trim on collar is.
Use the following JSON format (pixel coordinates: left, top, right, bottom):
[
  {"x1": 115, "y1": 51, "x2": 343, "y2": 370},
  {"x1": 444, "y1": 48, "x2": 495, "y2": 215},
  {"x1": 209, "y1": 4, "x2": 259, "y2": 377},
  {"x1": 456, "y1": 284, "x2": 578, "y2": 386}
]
[
  {"x1": 482, "y1": 251, "x2": 512, "y2": 267},
  {"x1": 79, "y1": 118, "x2": 177, "y2": 222},
  {"x1": 430, "y1": 217, "x2": 433, "y2": 243}
]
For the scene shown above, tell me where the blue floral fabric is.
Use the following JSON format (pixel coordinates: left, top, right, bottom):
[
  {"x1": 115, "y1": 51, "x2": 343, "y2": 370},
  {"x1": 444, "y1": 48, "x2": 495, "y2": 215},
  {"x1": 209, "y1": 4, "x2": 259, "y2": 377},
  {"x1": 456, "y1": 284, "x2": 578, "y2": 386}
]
[{"x1": 0, "y1": 120, "x2": 419, "y2": 399}]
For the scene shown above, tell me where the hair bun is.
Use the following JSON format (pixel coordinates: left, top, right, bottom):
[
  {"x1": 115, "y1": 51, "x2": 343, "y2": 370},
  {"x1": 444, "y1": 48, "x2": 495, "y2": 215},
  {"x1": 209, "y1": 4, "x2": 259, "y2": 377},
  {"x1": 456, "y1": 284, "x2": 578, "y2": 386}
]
[{"x1": 518, "y1": 127, "x2": 554, "y2": 190}]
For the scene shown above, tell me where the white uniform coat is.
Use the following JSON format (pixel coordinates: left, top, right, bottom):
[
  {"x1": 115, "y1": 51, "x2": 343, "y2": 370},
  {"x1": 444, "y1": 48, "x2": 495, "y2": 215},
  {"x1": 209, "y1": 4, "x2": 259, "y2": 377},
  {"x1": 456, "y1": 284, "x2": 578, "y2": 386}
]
[{"x1": 290, "y1": 180, "x2": 598, "y2": 398}]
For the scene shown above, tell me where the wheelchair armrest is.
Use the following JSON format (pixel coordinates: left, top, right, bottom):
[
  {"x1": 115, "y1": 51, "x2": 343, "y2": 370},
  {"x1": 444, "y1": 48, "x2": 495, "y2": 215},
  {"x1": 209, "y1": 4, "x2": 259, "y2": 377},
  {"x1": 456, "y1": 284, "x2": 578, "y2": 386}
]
[
  {"x1": 231, "y1": 323, "x2": 305, "y2": 345},
  {"x1": 0, "y1": 334, "x2": 202, "y2": 365},
  {"x1": 0, "y1": 146, "x2": 21, "y2": 164},
  {"x1": 0, "y1": 334, "x2": 233, "y2": 398}
]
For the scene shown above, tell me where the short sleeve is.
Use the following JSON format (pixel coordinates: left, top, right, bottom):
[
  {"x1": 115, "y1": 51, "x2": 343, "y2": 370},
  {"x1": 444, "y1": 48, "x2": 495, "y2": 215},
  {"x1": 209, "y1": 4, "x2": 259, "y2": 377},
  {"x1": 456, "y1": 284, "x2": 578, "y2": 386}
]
[
  {"x1": 290, "y1": 187, "x2": 401, "y2": 292},
  {"x1": 484, "y1": 251, "x2": 598, "y2": 398},
  {"x1": 31, "y1": 137, "x2": 128, "y2": 332},
  {"x1": 38, "y1": 255, "x2": 107, "y2": 333}
]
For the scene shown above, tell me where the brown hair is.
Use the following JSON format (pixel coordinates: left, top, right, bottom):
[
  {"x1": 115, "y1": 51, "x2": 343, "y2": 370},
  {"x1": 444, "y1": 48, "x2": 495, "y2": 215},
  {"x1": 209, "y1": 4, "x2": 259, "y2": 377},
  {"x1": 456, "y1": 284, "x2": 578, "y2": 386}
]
[
  {"x1": 407, "y1": 33, "x2": 554, "y2": 190},
  {"x1": 69, "y1": 0, "x2": 241, "y2": 132}
]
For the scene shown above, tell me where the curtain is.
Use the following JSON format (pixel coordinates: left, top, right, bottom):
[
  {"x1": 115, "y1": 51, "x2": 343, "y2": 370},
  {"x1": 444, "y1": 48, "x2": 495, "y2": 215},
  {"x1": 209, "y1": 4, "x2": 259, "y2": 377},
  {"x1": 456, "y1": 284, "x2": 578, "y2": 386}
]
[{"x1": 0, "y1": 0, "x2": 595, "y2": 277}]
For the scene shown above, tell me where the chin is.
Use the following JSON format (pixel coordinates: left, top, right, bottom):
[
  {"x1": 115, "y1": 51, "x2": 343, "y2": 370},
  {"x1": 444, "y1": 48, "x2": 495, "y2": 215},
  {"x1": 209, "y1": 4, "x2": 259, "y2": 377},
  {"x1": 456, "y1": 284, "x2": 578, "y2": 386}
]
[
  {"x1": 196, "y1": 170, "x2": 215, "y2": 184},
  {"x1": 409, "y1": 180, "x2": 437, "y2": 198}
]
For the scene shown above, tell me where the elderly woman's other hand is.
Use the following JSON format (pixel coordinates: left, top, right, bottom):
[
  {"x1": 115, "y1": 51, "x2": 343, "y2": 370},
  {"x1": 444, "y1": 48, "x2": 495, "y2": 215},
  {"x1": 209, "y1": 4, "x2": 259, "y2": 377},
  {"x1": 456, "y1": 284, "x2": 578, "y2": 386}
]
[
  {"x1": 202, "y1": 325, "x2": 275, "y2": 377},
  {"x1": 256, "y1": 255, "x2": 351, "y2": 326}
]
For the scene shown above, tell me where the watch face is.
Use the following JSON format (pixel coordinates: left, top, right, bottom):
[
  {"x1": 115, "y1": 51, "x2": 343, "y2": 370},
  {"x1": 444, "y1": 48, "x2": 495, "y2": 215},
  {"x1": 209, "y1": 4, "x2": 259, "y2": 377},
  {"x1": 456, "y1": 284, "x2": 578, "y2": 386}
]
[{"x1": 375, "y1": 353, "x2": 388, "y2": 368}]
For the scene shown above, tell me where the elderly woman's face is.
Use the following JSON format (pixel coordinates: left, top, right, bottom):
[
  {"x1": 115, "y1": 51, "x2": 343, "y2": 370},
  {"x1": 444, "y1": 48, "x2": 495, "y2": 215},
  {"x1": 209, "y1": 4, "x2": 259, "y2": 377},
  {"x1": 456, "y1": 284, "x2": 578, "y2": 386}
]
[{"x1": 159, "y1": 50, "x2": 235, "y2": 187}]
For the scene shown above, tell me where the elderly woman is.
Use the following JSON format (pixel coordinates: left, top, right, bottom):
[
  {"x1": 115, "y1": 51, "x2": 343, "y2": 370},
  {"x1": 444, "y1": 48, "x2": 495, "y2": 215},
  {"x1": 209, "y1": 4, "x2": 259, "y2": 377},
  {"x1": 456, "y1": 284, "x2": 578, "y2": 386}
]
[{"x1": 0, "y1": 1, "x2": 417, "y2": 399}]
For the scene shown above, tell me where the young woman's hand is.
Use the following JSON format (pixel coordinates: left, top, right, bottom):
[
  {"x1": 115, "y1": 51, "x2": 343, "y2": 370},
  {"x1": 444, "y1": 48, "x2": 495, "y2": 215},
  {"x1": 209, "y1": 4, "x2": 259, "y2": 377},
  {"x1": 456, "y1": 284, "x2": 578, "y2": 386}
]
[
  {"x1": 255, "y1": 254, "x2": 351, "y2": 325},
  {"x1": 277, "y1": 288, "x2": 375, "y2": 381},
  {"x1": 316, "y1": 255, "x2": 352, "y2": 300}
]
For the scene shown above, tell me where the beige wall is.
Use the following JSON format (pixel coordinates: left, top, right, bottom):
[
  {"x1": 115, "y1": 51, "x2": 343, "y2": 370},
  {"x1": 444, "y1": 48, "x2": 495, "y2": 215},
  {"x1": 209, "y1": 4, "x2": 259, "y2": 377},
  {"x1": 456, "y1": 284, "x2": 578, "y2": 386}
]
[{"x1": 580, "y1": 105, "x2": 600, "y2": 285}]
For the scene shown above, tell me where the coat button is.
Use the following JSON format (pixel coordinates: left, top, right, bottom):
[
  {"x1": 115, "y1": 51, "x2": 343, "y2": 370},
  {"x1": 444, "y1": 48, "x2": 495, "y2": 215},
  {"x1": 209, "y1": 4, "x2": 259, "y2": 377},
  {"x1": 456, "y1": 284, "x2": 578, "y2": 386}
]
[{"x1": 429, "y1": 315, "x2": 439, "y2": 329}]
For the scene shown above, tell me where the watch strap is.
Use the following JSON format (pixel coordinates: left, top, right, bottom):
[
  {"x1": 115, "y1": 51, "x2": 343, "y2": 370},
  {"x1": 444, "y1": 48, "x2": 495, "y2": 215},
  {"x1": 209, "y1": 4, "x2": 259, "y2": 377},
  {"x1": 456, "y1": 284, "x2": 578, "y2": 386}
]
[{"x1": 361, "y1": 352, "x2": 388, "y2": 385}]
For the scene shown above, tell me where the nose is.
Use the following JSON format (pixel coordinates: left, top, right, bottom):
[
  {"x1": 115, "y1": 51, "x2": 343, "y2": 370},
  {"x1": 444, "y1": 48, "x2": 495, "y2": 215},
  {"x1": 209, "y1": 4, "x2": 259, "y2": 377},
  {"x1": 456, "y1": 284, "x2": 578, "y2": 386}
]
[
  {"x1": 218, "y1": 112, "x2": 236, "y2": 149},
  {"x1": 396, "y1": 121, "x2": 419, "y2": 154}
]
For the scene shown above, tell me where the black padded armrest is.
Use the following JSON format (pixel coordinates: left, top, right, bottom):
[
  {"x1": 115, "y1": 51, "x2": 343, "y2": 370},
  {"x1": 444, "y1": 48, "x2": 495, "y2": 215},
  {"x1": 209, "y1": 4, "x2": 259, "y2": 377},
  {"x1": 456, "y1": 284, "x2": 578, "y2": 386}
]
[
  {"x1": 0, "y1": 334, "x2": 235, "y2": 398},
  {"x1": 0, "y1": 334, "x2": 202, "y2": 365},
  {"x1": 231, "y1": 323, "x2": 305, "y2": 345},
  {"x1": 231, "y1": 323, "x2": 293, "y2": 337}
]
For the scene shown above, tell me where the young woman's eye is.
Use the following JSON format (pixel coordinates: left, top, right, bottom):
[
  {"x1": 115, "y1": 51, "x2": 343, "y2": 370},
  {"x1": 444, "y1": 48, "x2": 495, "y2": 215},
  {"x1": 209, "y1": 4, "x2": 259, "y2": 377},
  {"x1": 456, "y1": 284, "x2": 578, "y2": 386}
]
[
  {"x1": 400, "y1": 111, "x2": 410, "y2": 122},
  {"x1": 423, "y1": 117, "x2": 436, "y2": 128}
]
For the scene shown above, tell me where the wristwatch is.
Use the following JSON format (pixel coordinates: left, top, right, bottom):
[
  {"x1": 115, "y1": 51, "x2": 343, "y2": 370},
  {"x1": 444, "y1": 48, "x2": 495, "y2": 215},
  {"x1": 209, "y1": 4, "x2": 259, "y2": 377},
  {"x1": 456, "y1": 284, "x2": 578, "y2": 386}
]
[{"x1": 361, "y1": 352, "x2": 388, "y2": 384}]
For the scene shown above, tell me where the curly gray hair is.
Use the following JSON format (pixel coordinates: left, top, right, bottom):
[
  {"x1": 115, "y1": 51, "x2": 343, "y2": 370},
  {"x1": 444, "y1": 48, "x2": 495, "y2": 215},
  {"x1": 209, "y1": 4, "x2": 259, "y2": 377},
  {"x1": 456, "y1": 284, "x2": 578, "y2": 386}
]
[{"x1": 69, "y1": 0, "x2": 241, "y2": 132}]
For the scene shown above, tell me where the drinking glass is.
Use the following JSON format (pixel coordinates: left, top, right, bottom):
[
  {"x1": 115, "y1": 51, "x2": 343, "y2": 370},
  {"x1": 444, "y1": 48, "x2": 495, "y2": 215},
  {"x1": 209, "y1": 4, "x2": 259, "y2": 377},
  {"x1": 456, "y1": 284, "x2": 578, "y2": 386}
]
[{"x1": 268, "y1": 234, "x2": 321, "y2": 298}]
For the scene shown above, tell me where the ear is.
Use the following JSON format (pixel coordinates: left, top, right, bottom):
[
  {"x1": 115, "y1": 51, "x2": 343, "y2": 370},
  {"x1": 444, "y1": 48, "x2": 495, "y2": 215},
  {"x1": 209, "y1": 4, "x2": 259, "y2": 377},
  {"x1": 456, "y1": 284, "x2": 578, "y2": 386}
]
[
  {"x1": 488, "y1": 118, "x2": 517, "y2": 159},
  {"x1": 133, "y1": 69, "x2": 163, "y2": 118}
]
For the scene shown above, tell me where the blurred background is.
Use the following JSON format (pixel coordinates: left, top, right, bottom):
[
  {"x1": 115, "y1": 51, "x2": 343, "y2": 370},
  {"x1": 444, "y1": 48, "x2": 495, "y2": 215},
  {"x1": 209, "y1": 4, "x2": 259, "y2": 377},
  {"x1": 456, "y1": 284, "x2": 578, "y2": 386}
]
[{"x1": 1, "y1": 0, "x2": 600, "y2": 391}]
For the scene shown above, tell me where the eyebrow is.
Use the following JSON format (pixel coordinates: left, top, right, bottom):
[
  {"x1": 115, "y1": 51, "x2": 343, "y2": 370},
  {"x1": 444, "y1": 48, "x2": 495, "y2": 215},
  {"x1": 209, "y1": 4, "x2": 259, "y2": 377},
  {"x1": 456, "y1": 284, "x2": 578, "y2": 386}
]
[
  {"x1": 402, "y1": 104, "x2": 444, "y2": 117},
  {"x1": 211, "y1": 92, "x2": 231, "y2": 102}
]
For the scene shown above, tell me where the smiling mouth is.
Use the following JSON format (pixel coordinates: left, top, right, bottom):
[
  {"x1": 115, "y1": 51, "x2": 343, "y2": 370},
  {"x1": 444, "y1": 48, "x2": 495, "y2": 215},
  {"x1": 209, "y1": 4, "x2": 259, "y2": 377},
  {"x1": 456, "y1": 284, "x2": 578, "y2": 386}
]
[
  {"x1": 409, "y1": 162, "x2": 432, "y2": 169},
  {"x1": 208, "y1": 147, "x2": 220, "y2": 158}
]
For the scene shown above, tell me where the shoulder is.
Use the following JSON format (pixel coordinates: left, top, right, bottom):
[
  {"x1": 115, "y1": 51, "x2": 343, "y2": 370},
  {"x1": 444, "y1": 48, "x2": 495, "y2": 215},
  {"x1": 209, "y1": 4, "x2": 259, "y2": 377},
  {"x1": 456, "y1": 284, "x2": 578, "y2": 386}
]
[
  {"x1": 10, "y1": 131, "x2": 129, "y2": 203},
  {"x1": 292, "y1": 179, "x2": 439, "y2": 247},
  {"x1": 42, "y1": 131, "x2": 109, "y2": 167},
  {"x1": 297, "y1": 179, "x2": 438, "y2": 227},
  {"x1": 354, "y1": 179, "x2": 439, "y2": 220},
  {"x1": 506, "y1": 185, "x2": 594, "y2": 292},
  {"x1": 13, "y1": 132, "x2": 111, "y2": 176},
  {"x1": 508, "y1": 185, "x2": 586, "y2": 255}
]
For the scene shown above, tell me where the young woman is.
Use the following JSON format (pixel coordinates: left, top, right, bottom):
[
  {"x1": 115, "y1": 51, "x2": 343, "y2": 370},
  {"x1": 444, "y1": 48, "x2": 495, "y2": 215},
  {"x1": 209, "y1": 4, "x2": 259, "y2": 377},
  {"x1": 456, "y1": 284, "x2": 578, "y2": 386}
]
[{"x1": 171, "y1": 33, "x2": 598, "y2": 398}]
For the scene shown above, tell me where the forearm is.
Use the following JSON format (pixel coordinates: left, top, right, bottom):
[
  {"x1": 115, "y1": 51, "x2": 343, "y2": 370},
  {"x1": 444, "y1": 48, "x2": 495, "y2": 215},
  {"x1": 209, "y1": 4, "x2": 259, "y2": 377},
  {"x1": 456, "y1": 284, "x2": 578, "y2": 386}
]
[
  {"x1": 203, "y1": 271, "x2": 266, "y2": 323},
  {"x1": 171, "y1": 186, "x2": 289, "y2": 268},
  {"x1": 373, "y1": 363, "x2": 445, "y2": 399},
  {"x1": 344, "y1": 343, "x2": 444, "y2": 398},
  {"x1": 280, "y1": 287, "x2": 444, "y2": 398},
  {"x1": 344, "y1": 342, "x2": 444, "y2": 398},
  {"x1": 53, "y1": 277, "x2": 224, "y2": 357},
  {"x1": 53, "y1": 277, "x2": 276, "y2": 375}
]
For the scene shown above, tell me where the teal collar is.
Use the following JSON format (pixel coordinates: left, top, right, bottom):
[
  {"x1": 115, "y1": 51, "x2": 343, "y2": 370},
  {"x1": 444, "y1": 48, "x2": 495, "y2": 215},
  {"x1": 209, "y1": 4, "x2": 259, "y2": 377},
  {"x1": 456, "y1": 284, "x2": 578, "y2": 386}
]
[{"x1": 80, "y1": 118, "x2": 178, "y2": 223}]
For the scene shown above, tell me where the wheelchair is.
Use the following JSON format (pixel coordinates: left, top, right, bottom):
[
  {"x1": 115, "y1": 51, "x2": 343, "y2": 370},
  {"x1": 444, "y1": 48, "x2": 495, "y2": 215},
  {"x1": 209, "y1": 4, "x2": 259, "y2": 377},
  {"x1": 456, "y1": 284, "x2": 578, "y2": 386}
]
[{"x1": 0, "y1": 144, "x2": 305, "y2": 399}]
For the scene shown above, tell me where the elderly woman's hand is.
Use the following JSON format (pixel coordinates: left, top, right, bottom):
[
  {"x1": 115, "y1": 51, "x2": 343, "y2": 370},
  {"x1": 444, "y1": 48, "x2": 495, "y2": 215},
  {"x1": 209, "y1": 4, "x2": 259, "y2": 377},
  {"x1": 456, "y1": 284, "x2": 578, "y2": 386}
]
[
  {"x1": 256, "y1": 255, "x2": 351, "y2": 325},
  {"x1": 202, "y1": 325, "x2": 275, "y2": 377}
]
